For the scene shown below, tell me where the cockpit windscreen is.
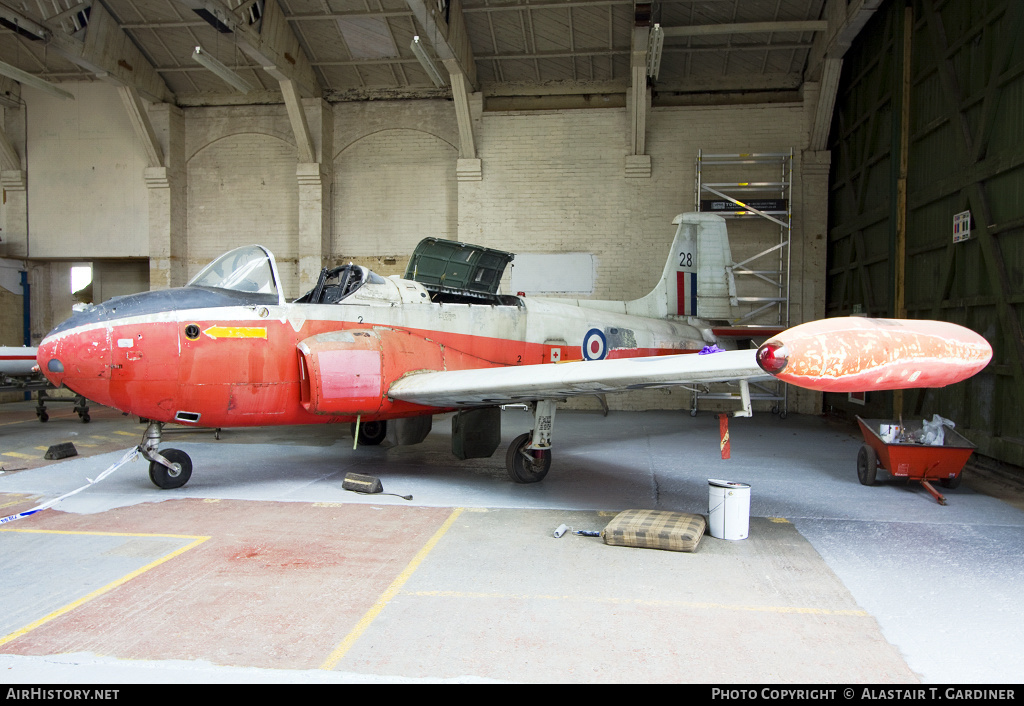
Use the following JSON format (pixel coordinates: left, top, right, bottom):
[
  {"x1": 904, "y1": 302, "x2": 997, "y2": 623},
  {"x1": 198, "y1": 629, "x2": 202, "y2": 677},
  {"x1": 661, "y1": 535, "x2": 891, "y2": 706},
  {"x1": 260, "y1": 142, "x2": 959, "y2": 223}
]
[{"x1": 188, "y1": 245, "x2": 282, "y2": 302}]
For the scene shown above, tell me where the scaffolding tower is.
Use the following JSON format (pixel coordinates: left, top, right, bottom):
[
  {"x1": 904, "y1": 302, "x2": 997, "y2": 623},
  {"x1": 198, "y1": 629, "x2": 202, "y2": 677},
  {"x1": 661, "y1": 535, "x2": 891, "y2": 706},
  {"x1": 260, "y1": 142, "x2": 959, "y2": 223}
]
[{"x1": 692, "y1": 149, "x2": 793, "y2": 417}]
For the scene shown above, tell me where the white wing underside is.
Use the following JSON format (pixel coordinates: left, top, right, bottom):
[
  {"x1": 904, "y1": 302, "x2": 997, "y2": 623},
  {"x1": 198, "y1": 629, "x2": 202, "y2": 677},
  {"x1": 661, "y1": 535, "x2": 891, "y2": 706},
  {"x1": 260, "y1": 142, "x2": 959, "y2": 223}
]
[{"x1": 388, "y1": 349, "x2": 771, "y2": 407}]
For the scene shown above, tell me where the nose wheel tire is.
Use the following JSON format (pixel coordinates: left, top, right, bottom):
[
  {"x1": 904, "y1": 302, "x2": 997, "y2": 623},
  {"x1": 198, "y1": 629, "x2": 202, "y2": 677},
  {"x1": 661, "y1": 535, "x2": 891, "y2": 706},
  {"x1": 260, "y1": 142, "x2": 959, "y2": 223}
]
[
  {"x1": 149, "y1": 448, "x2": 193, "y2": 489},
  {"x1": 506, "y1": 432, "x2": 551, "y2": 484}
]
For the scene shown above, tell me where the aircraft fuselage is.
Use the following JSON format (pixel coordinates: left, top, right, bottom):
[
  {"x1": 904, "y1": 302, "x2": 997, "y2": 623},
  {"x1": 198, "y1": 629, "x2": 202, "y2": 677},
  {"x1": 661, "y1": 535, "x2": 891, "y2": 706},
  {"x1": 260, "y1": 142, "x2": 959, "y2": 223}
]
[{"x1": 37, "y1": 278, "x2": 710, "y2": 429}]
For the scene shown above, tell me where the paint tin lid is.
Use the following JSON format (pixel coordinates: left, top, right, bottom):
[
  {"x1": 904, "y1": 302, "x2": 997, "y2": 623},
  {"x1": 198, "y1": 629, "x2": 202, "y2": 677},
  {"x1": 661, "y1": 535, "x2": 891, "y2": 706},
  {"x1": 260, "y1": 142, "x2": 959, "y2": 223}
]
[{"x1": 708, "y1": 478, "x2": 750, "y2": 489}]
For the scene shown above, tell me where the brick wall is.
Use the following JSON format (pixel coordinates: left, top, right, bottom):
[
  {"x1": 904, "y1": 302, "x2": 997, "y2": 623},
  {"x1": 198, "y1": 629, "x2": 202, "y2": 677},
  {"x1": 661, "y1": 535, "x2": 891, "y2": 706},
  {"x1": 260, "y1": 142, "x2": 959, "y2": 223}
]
[
  {"x1": 461, "y1": 103, "x2": 805, "y2": 305},
  {"x1": 185, "y1": 105, "x2": 301, "y2": 294},
  {"x1": 17, "y1": 89, "x2": 810, "y2": 313},
  {"x1": 23, "y1": 83, "x2": 150, "y2": 259},
  {"x1": 0, "y1": 282, "x2": 25, "y2": 402},
  {"x1": 333, "y1": 128, "x2": 458, "y2": 265},
  {"x1": 460, "y1": 109, "x2": 635, "y2": 296},
  {"x1": 0, "y1": 287, "x2": 22, "y2": 347}
]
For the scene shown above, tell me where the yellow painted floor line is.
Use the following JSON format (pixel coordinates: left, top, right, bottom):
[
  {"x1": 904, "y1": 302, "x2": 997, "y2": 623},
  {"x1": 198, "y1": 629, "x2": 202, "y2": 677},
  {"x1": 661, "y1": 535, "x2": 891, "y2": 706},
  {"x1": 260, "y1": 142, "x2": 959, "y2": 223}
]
[
  {"x1": 2, "y1": 452, "x2": 36, "y2": 460},
  {"x1": 2, "y1": 528, "x2": 209, "y2": 539},
  {"x1": 0, "y1": 413, "x2": 75, "y2": 427},
  {"x1": 0, "y1": 528, "x2": 211, "y2": 648},
  {"x1": 0, "y1": 496, "x2": 39, "y2": 511},
  {"x1": 320, "y1": 507, "x2": 464, "y2": 671},
  {"x1": 402, "y1": 590, "x2": 868, "y2": 616},
  {"x1": 0, "y1": 418, "x2": 44, "y2": 428}
]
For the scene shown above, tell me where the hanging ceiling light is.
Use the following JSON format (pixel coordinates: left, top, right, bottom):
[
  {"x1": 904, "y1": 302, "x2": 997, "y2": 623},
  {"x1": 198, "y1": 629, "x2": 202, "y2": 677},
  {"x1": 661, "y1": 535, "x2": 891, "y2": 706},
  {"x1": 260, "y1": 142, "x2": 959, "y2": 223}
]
[
  {"x1": 191, "y1": 46, "x2": 255, "y2": 94},
  {"x1": 646, "y1": 24, "x2": 664, "y2": 80},
  {"x1": 410, "y1": 36, "x2": 446, "y2": 88}
]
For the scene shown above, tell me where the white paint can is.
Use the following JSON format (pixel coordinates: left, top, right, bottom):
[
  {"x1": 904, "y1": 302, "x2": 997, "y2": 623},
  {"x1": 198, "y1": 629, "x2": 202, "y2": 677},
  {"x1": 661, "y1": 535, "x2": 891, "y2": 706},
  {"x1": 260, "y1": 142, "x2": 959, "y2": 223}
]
[{"x1": 708, "y1": 479, "x2": 751, "y2": 540}]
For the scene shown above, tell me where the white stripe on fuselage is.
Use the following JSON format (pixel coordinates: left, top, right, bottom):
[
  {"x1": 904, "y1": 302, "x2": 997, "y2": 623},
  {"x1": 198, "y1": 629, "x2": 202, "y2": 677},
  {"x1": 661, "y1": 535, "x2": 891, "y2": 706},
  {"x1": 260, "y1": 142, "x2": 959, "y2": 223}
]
[{"x1": 42, "y1": 296, "x2": 712, "y2": 353}]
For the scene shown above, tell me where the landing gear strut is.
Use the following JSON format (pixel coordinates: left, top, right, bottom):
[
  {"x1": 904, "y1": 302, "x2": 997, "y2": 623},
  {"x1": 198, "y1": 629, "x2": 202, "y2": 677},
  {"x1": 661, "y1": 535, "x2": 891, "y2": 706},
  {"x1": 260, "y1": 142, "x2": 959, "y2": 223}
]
[
  {"x1": 505, "y1": 399, "x2": 557, "y2": 484},
  {"x1": 139, "y1": 422, "x2": 193, "y2": 489}
]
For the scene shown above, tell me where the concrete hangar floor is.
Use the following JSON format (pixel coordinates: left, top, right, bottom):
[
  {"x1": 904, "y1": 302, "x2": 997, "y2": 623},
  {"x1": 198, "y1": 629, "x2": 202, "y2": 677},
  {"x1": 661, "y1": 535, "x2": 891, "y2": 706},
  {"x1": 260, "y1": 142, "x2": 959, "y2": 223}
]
[{"x1": 1, "y1": 400, "x2": 1022, "y2": 684}]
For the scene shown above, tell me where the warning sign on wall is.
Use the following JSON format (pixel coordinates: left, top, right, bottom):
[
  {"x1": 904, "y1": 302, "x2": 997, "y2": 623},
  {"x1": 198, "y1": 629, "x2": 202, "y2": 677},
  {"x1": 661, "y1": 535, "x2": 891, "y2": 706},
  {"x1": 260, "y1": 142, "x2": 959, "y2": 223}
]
[{"x1": 953, "y1": 210, "x2": 971, "y2": 243}]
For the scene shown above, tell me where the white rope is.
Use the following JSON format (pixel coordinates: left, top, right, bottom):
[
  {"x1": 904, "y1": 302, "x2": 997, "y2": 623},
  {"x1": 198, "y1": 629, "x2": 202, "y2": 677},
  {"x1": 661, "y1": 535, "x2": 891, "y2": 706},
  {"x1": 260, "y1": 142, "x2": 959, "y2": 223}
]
[{"x1": 0, "y1": 446, "x2": 140, "y2": 525}]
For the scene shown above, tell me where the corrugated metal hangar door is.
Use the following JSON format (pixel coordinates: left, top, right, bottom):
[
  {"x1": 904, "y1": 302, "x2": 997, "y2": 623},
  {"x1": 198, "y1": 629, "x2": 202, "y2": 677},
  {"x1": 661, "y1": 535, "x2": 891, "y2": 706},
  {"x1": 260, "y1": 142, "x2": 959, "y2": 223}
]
[{"x1": 826, "y1": 0, "x2": 1024, "y2": 466}]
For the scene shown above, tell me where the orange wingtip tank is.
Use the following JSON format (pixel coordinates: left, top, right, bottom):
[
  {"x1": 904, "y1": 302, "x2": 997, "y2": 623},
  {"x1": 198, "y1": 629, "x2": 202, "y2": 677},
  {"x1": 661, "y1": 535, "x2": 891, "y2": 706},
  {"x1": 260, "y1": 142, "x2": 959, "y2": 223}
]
[{"x1": 755, "y1": 317, "x2": 993, "y2": 392}]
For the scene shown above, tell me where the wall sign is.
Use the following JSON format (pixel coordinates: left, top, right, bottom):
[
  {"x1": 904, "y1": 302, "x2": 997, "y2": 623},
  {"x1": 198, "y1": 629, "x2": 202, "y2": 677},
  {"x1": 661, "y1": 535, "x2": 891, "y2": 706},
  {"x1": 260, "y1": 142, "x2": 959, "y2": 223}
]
[{"x1": 953, "y1": 210, "x2": 971, "y2": 243}]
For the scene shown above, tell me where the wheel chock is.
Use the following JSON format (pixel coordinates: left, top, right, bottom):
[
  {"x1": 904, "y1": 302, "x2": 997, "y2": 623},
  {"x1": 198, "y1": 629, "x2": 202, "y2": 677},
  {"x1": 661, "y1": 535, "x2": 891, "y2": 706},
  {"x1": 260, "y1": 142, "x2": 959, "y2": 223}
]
[
  {"x1": 44, "y1": 442, "x2": 78, "y2": 460},
  {"x1": 342, "y1": 472, "x2": 384, "y2": 494}
]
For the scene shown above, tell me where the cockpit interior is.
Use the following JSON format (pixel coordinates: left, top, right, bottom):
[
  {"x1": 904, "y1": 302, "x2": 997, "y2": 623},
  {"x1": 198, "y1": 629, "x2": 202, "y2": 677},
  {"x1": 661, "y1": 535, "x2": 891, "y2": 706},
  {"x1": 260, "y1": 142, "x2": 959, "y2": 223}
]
[{"x1": 294, "y1": 265, "x2": 386, "y2": 304}]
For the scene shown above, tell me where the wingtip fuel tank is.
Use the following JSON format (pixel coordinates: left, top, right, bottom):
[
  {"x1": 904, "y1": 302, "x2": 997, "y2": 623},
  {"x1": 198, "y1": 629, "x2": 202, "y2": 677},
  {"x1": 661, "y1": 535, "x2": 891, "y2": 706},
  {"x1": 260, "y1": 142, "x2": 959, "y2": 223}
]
[{"x1": 756, "y1": 317, "x2": 993, "y2": 392}]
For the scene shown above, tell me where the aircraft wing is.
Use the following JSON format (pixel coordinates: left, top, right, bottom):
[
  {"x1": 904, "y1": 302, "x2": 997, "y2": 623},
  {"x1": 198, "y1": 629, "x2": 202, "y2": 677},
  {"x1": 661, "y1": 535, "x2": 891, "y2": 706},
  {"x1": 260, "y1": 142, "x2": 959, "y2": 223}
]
[
  {"x1": 387, "y1": 349, "x2": 768, "y2": 407},
  {"x1": 388, "y1": 316, "x2": 995, "y2": 408}
]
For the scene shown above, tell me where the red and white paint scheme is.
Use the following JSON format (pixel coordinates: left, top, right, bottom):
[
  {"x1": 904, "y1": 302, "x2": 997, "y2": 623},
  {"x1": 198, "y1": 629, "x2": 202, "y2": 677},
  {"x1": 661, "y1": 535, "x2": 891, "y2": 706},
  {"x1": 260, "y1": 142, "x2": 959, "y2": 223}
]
[{"x1": 36, "y1": 214, "x2": 992, "y2": 489}]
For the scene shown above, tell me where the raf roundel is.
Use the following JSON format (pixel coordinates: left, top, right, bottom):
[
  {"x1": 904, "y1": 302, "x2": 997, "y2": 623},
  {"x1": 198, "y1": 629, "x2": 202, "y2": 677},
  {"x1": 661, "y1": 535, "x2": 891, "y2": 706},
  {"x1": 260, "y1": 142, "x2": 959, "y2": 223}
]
[{"x1": 582, "y1": 328, "x2": 608, "y2": 361}]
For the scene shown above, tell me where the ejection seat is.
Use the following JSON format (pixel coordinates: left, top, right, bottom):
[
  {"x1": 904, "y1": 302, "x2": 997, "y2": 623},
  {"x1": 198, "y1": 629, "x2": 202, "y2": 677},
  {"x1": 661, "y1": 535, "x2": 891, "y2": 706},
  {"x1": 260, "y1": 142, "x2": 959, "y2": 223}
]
[{"x1": 296, "y1": 265, "x2": 365, "y2": 304}]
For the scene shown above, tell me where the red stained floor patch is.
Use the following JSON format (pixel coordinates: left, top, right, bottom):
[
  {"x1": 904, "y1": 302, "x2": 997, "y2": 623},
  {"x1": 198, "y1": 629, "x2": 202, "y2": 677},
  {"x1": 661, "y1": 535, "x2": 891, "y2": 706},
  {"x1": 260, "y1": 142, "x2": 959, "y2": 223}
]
[{"x1": 1, "y1": 498, "x2": 455, "y2": 670}]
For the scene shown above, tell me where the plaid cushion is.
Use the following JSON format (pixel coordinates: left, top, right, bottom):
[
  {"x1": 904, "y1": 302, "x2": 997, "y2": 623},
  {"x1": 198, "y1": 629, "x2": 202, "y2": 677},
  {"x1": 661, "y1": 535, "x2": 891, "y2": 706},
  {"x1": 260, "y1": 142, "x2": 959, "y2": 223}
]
[{"x1": 601, "y1": 509, "x2": 706, "y2": 552}]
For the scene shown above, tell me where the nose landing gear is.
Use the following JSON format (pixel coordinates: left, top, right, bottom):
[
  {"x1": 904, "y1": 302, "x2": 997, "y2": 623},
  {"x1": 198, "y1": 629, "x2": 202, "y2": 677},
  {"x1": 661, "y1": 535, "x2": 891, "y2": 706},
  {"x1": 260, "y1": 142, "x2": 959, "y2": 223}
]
[{"x1": 139, "y1": 422, "x2": 193, "y2": 489}]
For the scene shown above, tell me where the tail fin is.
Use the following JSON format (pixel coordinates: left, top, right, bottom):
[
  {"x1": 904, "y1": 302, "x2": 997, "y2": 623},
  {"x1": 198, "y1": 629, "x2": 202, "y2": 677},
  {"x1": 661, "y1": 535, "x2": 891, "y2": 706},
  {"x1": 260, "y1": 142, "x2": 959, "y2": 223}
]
[{"x1": 626, "y1": 213, "x2": 735, "y2": 320}]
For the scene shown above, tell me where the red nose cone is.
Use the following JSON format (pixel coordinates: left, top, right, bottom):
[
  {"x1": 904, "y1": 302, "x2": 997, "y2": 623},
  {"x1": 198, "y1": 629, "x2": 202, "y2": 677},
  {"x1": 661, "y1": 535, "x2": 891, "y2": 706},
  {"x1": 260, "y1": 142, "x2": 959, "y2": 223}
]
[
  {"x1": 756, "y1": 340, "x2": 789, "y2": 375},
  {"x1": 36, "y1": 339, "x2": 64, "y2": 387}
]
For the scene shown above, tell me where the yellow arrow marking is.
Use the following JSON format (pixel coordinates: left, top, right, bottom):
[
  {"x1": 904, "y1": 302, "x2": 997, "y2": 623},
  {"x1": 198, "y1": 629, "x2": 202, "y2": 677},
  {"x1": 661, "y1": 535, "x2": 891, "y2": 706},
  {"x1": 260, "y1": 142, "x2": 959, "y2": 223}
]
[{"x1": 202, "y1": 325, "x2": 267, "y2": 340}]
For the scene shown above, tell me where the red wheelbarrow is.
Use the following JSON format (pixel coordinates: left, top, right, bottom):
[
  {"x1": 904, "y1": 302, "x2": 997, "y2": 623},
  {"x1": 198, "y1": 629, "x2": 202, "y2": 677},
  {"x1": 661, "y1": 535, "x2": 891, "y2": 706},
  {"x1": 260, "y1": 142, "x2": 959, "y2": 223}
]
[{"x1": 855, "y1": 416, "x2": 977, "y2": 505}]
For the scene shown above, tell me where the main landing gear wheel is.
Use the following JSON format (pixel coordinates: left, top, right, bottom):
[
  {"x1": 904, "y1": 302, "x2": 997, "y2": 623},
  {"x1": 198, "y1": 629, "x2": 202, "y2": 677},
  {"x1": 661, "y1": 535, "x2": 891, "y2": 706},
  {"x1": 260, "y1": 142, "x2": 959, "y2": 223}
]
[
  {"x1": 352, "y1": 420, "x2": 387, "y2": 446},
  {"x1": 856, "y1": 444, "x2": 878, "y2": 486},
  {"x1": 506, "y1": 432, "x2": 551, "y2": 484},
  {"x1": 149, "y1": 448, "x2": 193, "y2": 489}
]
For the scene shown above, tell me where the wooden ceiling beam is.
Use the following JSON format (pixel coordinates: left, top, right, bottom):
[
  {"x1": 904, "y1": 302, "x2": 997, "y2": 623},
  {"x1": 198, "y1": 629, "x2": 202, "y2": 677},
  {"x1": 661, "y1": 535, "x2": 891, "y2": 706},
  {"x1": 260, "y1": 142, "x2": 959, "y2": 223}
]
[
  {"x1": 0, "y1": 0, "x2": 174, "y2": 103},
  {"x1": 173, "y1": 0, "x2": 321, "y2": 98},
  {"x1": 663, "y1": 20, "x2": 828, "y2": 37}
]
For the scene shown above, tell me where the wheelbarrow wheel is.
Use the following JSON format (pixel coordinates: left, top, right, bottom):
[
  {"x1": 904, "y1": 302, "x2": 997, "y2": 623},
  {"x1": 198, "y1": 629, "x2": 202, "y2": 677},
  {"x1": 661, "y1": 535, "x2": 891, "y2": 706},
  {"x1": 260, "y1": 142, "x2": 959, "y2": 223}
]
[
  {"x1": 857, "y1": 444, "x2": 878, "y2": 486},
  {"x1": 940, "y1": 474, "x2": 962, "y2": 490}
]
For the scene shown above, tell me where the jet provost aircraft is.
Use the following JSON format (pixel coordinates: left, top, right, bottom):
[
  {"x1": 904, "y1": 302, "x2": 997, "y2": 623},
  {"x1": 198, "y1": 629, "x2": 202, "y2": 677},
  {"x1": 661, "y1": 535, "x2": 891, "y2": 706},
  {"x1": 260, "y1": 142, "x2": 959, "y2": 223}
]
[{"x1": 36, "y1": 213, "x2": 993, "y2": 490}]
